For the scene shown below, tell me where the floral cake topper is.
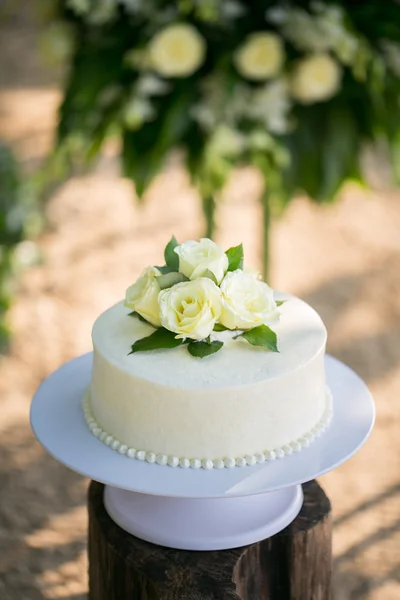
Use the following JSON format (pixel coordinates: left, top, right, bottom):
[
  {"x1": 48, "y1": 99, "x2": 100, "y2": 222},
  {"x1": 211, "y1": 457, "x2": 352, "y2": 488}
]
[{"x1": 125, "y1": 237, "x2": 284, "y2": 358}]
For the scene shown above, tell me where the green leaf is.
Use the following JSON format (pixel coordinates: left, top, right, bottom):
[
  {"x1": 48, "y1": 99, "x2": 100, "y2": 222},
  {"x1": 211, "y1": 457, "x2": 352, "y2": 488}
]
[
  {"x1": 122, "y1": 82, "x2": 196, "y2": 197},
  {"x1": 156, "y1": 272, "x2": 189, "y2": 290},
  {"x1": 187, "y1": 340, "x2": 224, "y2": 358},
  {"x1": 238, "y1": 325, "x2": 279, "y2": 352},
  {"x1": 213, "y1": 323, "x2": 229, "y2": 332},
  {"x1": 155, "y1": 265, "x2": 175, "y2": 274},
  {"x1": 129, "y1": 327, "x2": 182, "y2": 354},
  {"x1": 225, "y1": 244, "x2": 244, "y2": 272},
  {"x1": 202, "y1": 269, "x2": 218, "y2": 285},
  {"x1": 276, "y1": 300, "x2": 286, "y2": 307},
  {"x1": 128, "y1": 311, "x2": 156, "y2": 327},
  {"x1": 164, "y1": 236, "x2": 179, "y2": 271}
]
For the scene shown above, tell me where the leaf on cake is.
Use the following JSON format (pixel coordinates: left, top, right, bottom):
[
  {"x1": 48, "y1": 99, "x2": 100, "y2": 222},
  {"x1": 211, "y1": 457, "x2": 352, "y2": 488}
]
[
  {"x1": 225, "y1": 243, "x2": 244, "y2": 272},
  {"x1": 128, "y1": 327, "x2": 183, "y2": 354},
  {"x1": 187, "y1": 340, "x2": 223, "y2": 358},
  {"x1": 164, "y1": 236, "x2": 179, "y2": 271},
  {"x1": 213, "y1": 323, "x2": 229, "y2": 332},
  {"x1": 238, "y1": 325, "x2": 279, "y2": 352},
  {"x1": 156, "y1": 272, "x2": 189, "y2": 289},
  {"x1": 128, "y1": 311, "x2": 156, "y2": 327},
  {"x1": 276, "y1": 300, "x2": 286, "y2": 307},
  {"x1": 155, "y1": 265, "x2": 176, "y2": 274}
]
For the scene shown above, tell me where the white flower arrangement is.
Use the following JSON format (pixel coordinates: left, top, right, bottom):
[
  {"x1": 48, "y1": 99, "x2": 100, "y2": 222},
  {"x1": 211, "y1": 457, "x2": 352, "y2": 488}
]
[
  {"x1": 148, "y1": 24, "x2": 206, "y2": 78},
  {"x1": 52, "y1": 1, "x2": 400, "y2": 278},
  {"x1": 233, "y1": 32, "x2": 285, "y2": 81},
  {"x1": 290, "y1": 53, "x2": 342, "y2": 104},
  {"x1": 125, "y1": 238, "x2": 283, "y2": 358}
]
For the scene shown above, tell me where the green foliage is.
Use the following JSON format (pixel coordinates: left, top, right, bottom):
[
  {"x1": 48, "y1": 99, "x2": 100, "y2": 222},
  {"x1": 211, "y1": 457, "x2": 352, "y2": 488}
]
[
  {"x1": 225, "y1": 243, "x2": 244, "y2": 272},
  {"x1": 213, "y1": 323, "x2": 228, "y2": 332},
  {"x1": 128, "y1": 311, "x2": 156, "y2": 327},
  {"x1": 129, "y1": 327, "x2": 183, "y2": 354},
  {"x1": 164, "y1": 236, "x2": 179, "y2": 271},
  {"x1": 238, "y1": 325, "x2": 279, "y2": 352},
  {"x1": 187, "y1": 339, "x2": 223, "y2": 358},
  {"x1": 48, "y1": 0, "x2": 400, "y2": 273},
  {"x1": 202, "y1": 269, "x2": 218, "y2": 285},
  {"x1": 156, "y1": 272, "x2": 188, "y2": 289},
  {"x1": 0, "y1": 142, "x2": 40, "y2": 352}
]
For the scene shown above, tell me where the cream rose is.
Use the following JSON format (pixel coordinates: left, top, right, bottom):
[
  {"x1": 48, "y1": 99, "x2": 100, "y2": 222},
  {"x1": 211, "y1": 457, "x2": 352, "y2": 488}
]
[
  {"x1": 234, "y1": 32, "x2": 284, "y2": 81},
  {"x1": 148, "y1": 24, "x2": 206, "y2": 78},
  {"x1": 219, "y1": 270, "x2": 279, "y2": 330},
  {"x1": 174, "y1": 238, "x2": 228, "y2": 284},
  {"x1": 290, "y1": 53, "x2": 341, "y2": 104},
  {"x1": 159, "y1": 278, "x2": 222, "y2": 340},
  {"x1": 125, "y1": 266, "x2": 162, "y2": 327}
]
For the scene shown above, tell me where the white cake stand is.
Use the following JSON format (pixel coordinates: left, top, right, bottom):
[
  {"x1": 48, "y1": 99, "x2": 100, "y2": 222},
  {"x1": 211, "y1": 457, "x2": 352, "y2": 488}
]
[{"x1": 30, "y1": 353, "x2": 374, "y2": 550}]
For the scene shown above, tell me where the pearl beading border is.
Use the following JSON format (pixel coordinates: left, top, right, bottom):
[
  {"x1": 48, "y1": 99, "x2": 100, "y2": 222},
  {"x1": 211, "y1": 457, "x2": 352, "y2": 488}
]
[{"x1": 82, "y1": 387, "x2": 333, "y2": 470}]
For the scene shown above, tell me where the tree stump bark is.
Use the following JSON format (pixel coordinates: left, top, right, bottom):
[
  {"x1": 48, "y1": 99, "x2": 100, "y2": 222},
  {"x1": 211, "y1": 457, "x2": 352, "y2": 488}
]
[{"x1": 88, "y1": 480, "x2": 332, "y2": 600}]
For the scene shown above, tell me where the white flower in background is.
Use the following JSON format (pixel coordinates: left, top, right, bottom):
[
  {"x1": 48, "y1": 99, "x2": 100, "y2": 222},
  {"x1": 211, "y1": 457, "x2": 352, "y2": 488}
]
[
  {"x1": 159, "y1": 278, "x2": 222, "y2": 340},
  {"x1": 266, "y1": 4, "x2": 359, "y2": 66},
  {"x1": 248, "y1": 79, "x2": 291, "y2": 134},
  {"x1": 136, "y1": 74, "x2": 171, "y2": 96},
  {"x1": 290, "y1": 54, "x2": 342, "y2": 104},
  {"x1": 225, "y1": 83, "x2": 251, "y2": 123},
  {"x1": 382, "y1": 40, "x2": 400, "y2": 77},
  {"x1": 265, "y1": 6, "x2": 287, "y2": 25},
  {"x1": 148, "y1": 24, "x2": 206, "y2": 77},
  {"x1": 219, "y1": 270, "x2": 280, "y2": 330},
  {"x1": 190, "y1": 103, "x2": 217, "y2": 131},
  {"x1": 123, "y1": 97, "x2": 155, "y2": 130},
  {"x1": 174, "y1": 238, "x2": 228, "y2": 284},
  {"x1": 125, "y1": 266, "x2": 162, "y2": 327},
  {"x1": 234, "y1": 32, "x2": 285, "y2": 81},
  {"x1": 208, "y1": 125, "x2": 245, "y2": 157},
  {"x1": 221, "y1": 1, "x2": 246, "y2": 19},
  {"x1": 67, "y1": 0, "x2": 90, "y2": 15}
]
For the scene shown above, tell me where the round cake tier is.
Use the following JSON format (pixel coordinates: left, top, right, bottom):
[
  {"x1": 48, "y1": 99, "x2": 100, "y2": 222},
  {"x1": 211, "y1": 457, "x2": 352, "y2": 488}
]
[{"x1": 89, "y1": 293, "x2": 328, "y2": 464}]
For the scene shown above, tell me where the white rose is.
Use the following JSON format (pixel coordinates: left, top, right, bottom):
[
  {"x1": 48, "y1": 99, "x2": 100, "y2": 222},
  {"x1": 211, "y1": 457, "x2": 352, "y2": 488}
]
[
  {"x1": 148, "y1": 24, "x2": 206, "y2": 78},
  {"x1": 220, "y1": 270, "x2": 280, "y2": 330},
  {"x1": 125, "y1": 266, "x2": 162, "y2": 327},
  {"x1": 290, "y1": 53, "x2": 341, "y2": 104},
  {"x1": 159, "y1": 278, "x2": 222, "y2": 340},
  {"x1": 234, "y1": 32, "x2": 284, "y2": 81},
  {"x1": 174, "y1": 238, "x2": 228, "y2": 284}
]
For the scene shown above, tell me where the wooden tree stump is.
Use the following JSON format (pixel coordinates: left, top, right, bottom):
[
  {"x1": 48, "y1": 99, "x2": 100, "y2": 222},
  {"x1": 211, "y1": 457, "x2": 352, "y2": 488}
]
[{"x1": 88, "y1": 480, "x2": 332, "y2": 600}]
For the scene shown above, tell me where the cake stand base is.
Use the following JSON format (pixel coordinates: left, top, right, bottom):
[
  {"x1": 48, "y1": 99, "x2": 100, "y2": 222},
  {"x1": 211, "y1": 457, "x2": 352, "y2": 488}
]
[{"x1": 103, "y1": 484, "x2": 303, "y2": 550}]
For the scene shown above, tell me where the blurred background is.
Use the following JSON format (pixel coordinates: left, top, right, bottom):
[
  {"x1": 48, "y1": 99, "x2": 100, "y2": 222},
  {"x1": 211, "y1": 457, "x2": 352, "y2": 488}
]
[{"x1": 1, "y1": 2, "x2": 400, "y2": 599}]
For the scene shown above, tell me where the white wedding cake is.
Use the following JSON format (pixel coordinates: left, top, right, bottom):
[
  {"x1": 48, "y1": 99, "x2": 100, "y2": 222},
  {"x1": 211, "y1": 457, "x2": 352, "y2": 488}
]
[{"x1": 83, "y1": 238, "x2": 332, "y2": 469}]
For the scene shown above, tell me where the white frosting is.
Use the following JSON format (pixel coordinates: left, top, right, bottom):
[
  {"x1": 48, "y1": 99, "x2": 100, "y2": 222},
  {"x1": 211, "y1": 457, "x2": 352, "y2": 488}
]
[
  {"x1": 89, "y1": 294, "x2": 328, "y2": 461},
  {"x1": 92, "y1": 295, "x2": 325, "y2": 388},
  {"x1": 82, "y1": 386, "x2": 333, "y2": 469}
]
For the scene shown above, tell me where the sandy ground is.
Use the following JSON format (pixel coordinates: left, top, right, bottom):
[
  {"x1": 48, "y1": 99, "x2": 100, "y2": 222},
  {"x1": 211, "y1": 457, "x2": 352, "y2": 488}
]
[{"x1": 1, "y1": 6, "x2": 400, "y2": 600}]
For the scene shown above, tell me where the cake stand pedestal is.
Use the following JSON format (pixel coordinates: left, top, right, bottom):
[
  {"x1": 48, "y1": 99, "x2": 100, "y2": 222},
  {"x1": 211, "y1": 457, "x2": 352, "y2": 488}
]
[
  {"x1": 104, "y1": 483, "x2": 304, "y2": 550},
  {"x1": 89, "y1": 479, "x2": 332, "y2": 600},
  {"x1": 30, "y1": 353, "x2": 375, "y2": 552}
]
